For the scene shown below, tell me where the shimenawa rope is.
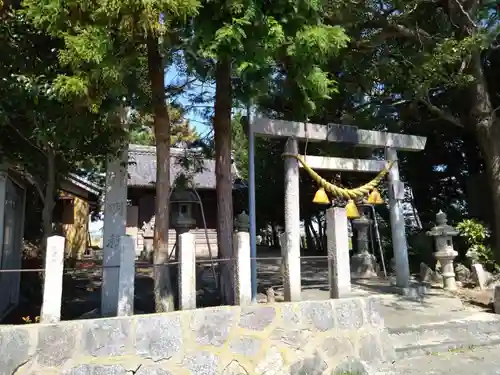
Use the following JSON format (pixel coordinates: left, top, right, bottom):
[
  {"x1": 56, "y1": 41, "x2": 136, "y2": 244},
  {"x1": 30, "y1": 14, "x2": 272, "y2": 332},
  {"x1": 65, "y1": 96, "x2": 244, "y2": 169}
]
[{"x1": 282, "y1": 153, "x2": 394, "y2": 199}]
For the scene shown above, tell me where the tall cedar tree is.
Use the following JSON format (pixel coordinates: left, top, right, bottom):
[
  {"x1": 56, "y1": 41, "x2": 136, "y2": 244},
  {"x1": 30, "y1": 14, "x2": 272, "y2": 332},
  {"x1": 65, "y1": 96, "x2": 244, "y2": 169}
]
[
  {"x1": 24, "y1": 0, "x2": 200, "y2": 311},
  {"x1": 186, "y1": 0, "x2": 349, "y2": 303}
]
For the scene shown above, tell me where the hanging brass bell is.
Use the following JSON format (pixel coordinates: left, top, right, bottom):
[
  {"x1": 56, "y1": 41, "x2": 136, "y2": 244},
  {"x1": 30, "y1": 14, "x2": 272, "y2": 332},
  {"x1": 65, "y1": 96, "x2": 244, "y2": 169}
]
[
  {"x1": 367, "y1": 188, "x2": 384, "y2": 205},
  {"x1": 312, "y1": 187, "x2": 330, "y2": 205},
  {"x1": 346, "y1": 199, "x2": 360, "y2": 219}
]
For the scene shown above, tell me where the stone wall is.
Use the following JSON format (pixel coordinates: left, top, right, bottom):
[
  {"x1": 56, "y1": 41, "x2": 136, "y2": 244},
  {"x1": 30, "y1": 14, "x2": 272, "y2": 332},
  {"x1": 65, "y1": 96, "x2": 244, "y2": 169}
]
[{"x1": 1, "y1": 297, "x2": 395, "y2": 375}]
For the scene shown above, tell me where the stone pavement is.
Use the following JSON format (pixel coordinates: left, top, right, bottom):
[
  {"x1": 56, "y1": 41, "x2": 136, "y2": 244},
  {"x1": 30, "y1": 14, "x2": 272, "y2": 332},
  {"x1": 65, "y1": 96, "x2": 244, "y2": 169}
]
[{"x1": 376, "y1": 345, "x2": 500, "y2": 374}]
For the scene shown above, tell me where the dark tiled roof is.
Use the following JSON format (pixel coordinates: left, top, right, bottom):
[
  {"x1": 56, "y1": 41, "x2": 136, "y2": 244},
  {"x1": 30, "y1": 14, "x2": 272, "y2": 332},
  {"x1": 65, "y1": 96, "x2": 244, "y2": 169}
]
[
  {"x1": 67, "y1": 173, "x2": 102, "y2": 196},
  {"x1": 128, "y1": 144, "x2": 242, "y2": 189}
]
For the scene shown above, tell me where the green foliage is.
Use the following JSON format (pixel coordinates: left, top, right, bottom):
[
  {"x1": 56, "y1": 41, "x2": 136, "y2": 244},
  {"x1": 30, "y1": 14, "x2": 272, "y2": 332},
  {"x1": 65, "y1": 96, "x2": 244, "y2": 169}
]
[
  {"x1": 129, "y1": 104, "x2": 199, "y2": 146},
  {"x1": 0, "y1": 7, "x2": 122, "y2": 190},
  {"x1": 231, "y1": 113, "x2": 248, "y2": 179},
  {"x1": 187, "y1": 0, "x2": 349, "y2": 119},
  {"x1": 416, "y1": 36, "x2": 480, "y2": 94},
  {"x1": 22, "y1": 0, "x2": 200, "y2": 110},
  {"x1": 456, "y1": 219, "x2": 498, "y2": 271},
  {"x1": 457, "y1": 219, "x2": 489, "y2": 245},
  {"x1": 288, "y1": 25, "x2": 349, "y2": 65}
]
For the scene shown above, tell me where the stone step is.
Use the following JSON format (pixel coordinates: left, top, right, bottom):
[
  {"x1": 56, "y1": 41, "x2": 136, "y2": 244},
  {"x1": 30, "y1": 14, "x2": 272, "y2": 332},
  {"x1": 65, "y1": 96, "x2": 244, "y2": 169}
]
[
  {"x1": 389, "y1": 312, "x2": 500, "y2": 359},
  {"x1": 375, "y1": 344, "x2": 500, "y2": 375}
]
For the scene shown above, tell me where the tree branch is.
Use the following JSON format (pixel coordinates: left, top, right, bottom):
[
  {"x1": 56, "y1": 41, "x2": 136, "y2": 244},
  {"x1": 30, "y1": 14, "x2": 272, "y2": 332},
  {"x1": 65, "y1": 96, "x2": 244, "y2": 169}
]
[
  {"x1": 11, "y1": 166, "x2": 45, "y2": 201},
  {"x1": 351, "y1": 21, "x2": 432, "y2": 51},
  {"x1": 165, "y1": 78, "x2": 197, "y2": 98},
  {"x1": 450, "y1": 0, "x2": 477, "y2": 29},
  {"x1": 419, "y1": 99, "x2": 464, "y2": 127},
  {"x1": 387, "y1": 23, "x2": 431, "y2": 39},
  {"x1": 5, "y1": 121, "x2": 47, "y2": 157}
]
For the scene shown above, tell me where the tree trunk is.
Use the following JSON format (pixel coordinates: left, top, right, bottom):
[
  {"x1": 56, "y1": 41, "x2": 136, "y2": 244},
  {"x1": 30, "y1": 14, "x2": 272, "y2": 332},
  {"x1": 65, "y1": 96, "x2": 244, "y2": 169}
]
[
  {"x1": 272, "y1": 224, "x2": 279, "y2": 248},
  {"x1": 467, "y1": 52, "x2": 500, "y2": 259},
  {"x1": 309, "y1": 221, "x2": 321, "y2": 253},
  {"x1": 147, "y1": 32, "x2": 174, "y2": 312},
  {"x1": 478, "y1": 129, "x2": 500, "y2": 257},
  {"x1": 317, "y1": 214, "x2": 323, "y2": 239},
  {"x1": 41, "y1": 146, "x2": 56, "y2": 256},
  {"x1": 304, "y1": 218, "x2": 314, "y2": 251},
  {"x1": 214, "y1": 56, "x2": 234, "y2": 305}
]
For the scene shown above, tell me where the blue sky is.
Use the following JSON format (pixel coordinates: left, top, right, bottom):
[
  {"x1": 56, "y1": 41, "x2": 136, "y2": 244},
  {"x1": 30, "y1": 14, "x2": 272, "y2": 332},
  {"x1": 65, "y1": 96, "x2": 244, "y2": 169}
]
[{"x1": 165, "y1": 67, "x2": 214, "y2": 138}]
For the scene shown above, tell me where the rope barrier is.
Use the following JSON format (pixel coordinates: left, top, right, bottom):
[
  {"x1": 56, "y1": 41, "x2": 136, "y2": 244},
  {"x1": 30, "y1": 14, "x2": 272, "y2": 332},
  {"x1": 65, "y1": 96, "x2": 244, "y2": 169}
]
[{"x1": 0, "y1": 255, "x2": 336, "y2": 273}]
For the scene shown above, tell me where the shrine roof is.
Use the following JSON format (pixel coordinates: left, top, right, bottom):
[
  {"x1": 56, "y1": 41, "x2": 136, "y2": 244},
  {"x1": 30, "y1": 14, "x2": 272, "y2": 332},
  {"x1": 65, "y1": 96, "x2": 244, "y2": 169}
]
[{"x1": 127, "y1": 144, "x2": 244, "y2": 190}]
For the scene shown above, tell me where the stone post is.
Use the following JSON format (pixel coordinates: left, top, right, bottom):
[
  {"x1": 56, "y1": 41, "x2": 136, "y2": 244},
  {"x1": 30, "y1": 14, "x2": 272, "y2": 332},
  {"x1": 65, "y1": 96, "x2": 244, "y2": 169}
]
[
  {"x1": 426, "y1": 211, "x2": 459, "y2": 291},
  {"x1": 0, "y1": 164, "x2": 7, "y2": 260},
  {"x1": 465, "y1": 243, "x2": 488, "y2": 290},
  {"x1": 41, "y1": 235, "x2": 65, "y2": 323},
  {"x1": 117, "y1": 235, "x2": 135, "y2": 316},
  {"x1": 494, "y1": 285, "x2": 500, "y2": 314},
  {"x1": 326, "y1": 207, "x2": 351, "y2": 298},
  {"x1": 234, "y1": 211, "x2": 251, "y2": 305},
  {"x1": 385, "y1": 147, "x2": 410, "y2": 287},
  {"x1": 178, "y1": 229, "x2": 196, "y2": 310},
  {"x1": 171, "y1": 189, "x2": 197, "y2": 310},
  {"x1": 350, "y1": 210, "x2": 378, "y2": 279},
  {"x1": 101, "y1": 145, "x2": 128, "y2": 317},
  {"x1": 283, "y1": 138, "x2": 302, "y2": 301}
]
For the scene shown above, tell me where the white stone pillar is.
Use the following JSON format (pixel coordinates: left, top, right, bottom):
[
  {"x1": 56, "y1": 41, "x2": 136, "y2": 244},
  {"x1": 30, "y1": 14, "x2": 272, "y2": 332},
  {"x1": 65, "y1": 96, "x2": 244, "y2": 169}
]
[
  {"x1": 326, "y1": 207, "x2": 351, "y2": 298},
  {"x1": 178, "y1": 230, "x2": 196, "y2": 310},
  {"x1": 234, "y1": 230, "x2": 251, "y2": 305},
  {"x1": 101, "y1": 146, "x2": 128, "y2": 317},
  {"x1": 41, "y1": 236, "x2": 65, "y2": 323},
  {"x1": 117, "y1": 235, "x2": 135, "y2": 316},
  {"x1": 385, "y1": 147, "x2": 410, "y2": 287},
  {"x1": 283, "y1": 138, "x2": 301, "y2": 302}
]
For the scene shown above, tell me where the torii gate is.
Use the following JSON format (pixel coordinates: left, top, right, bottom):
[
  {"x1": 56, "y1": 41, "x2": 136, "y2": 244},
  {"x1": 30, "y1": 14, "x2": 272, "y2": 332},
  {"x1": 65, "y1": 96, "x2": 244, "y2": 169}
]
[{"x1": 248, "y1": 117, "x2": 427, "y2": 301}]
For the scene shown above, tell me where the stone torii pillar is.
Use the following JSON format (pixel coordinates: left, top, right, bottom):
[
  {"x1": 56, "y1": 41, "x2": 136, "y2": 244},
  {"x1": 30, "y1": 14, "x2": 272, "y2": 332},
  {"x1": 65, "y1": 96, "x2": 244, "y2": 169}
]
[
  {"x1": 283, "y1": 138, "x2": 302, "y2": 301},
  {"x1": 386, "y1": 147, "x2": 410, "y2": 287}
]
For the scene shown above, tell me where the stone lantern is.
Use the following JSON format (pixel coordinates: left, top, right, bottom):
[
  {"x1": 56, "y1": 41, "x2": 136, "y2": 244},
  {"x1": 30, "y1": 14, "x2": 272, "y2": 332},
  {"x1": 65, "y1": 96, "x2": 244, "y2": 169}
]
[
  {"x1": 234, "y1": 211, "x2": 250, "y2": 233},
  {"x1": 350, "y1": 209, "x2": 378, "y2": 279},
  {"x1": 170, "y1": 189, "x2": 197, "y2": 265},
  {"x1": 170, "y1": 189, "x2": 198, "y2": 309},
  {"x1": 426, "y1": 210, "x2": 459, "y2": 290},
  {"x1": 170, "y1": 189, "x2": 197, "y2": 233}
]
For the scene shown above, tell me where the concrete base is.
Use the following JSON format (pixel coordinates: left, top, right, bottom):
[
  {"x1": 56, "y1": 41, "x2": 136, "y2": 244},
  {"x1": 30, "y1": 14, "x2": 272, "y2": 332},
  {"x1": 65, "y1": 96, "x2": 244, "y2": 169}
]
[
  {"x1": 382, "y1": 282, "x2": 431, "y2": 302},
  {"x1": 350, "y1": 252, "x2": 379, "y2": 279}
]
